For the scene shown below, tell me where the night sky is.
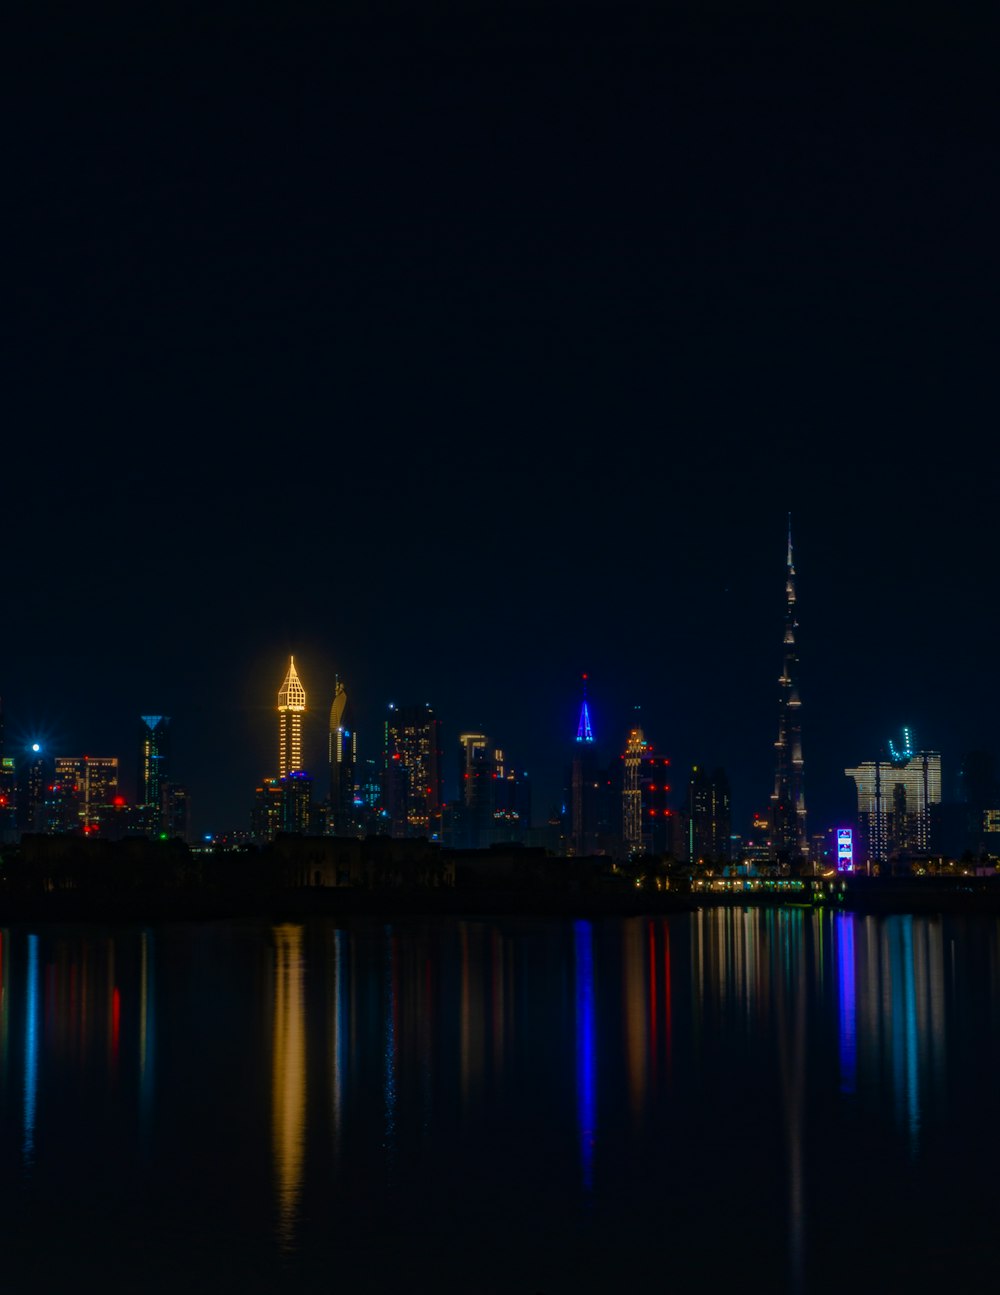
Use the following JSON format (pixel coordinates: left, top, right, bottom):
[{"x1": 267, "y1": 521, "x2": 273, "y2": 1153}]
[{"x1": 5, "y1": 1, "x2": 998, "y2": 838}]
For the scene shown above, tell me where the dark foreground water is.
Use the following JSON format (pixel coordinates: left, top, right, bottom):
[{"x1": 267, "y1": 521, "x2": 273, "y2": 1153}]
[{"x1": 1, "y1": 910, "x2": 998, "y2": 1293}]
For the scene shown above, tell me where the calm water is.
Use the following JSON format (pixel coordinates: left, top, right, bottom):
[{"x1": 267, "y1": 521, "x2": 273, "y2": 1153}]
[{"x1": 1, "y1": 910, "x2": 999, "y2": 1293}]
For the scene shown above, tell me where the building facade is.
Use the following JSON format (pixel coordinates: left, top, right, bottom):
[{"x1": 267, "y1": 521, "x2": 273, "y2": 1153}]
[
  {"x1": 845, "y1": 739, "x2": 942, "y2": 865},
  {"x1": 138, "y1": 714, "x2": 171, "y2": 832},
  {"x1": 687, "y1": 765, "x2": 731, "y2": 863},
  {"x1": 384, "y1": 703, "x2": 443, "y2": 839},
  {"x1": 328, "y1": 678, "x2": 357, "y2": 831}
]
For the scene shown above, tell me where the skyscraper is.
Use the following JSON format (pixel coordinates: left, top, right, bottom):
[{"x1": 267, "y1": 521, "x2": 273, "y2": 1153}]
[
  {"x1": 384, "y1": 703, "x2": 443, "y2": 839},
  {"x1": 456, "y1": 732, "x2": 492, "y2": 847},
  {"x1": 52, "y1": 756, "x2": 120, "y2": 833},
  {"x1": 621, "y1": 724, "x2": 671, "y2": 858},
  {"x1": 138, "y1": 715, "x2": 171, "y2": 825},
  {"x1": 770, "y1": 518, "x2": 807, "y2": 861},
  {"x1": 0, "y1": 698, "x2": 16, "y2": 842},
  {"x1": 17, "y1": 743, "x2": 49, "y2": 834},
  {"x1": 687, "y1": 765, "x2": 732, "y2": 863},
  {"x1": 568, "y1": 677, "x2": 604, "y2": 857},
  {"x1": 328, "y1": 677, "x2": 357, "y2": 828},
  {"x1": 845, "y1": 732, "x2": 942, "y2": 866},
  {"x1": 278, "y1": 656, "x2": 306, "y2": 778},
  {"x1": 622, "y1": 725, "x2": 645, "y2": 856}
]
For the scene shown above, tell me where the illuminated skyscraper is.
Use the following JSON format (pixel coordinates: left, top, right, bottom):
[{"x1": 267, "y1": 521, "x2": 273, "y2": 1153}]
[
  {"x1": 621, "y1": 725, "x2": 671, "y2": 858},
  {"x1": 687, "y1": 766, "x2": 732, "y2": 863},
  {"x1": 458, "y1": 732, "x2": 490, "y2": 804},
  {"x1": 328, "y1": 678, "x2": 357, "y2": 826},
  {"x1": 0, "y1": 698, "x2": 15, "y2": 841},
  {"x1": 278, "y1": 656, "x2": 306, "y2": 778},
  {"x1": 568, "y1": 676, "x2": 604, "y2": 857},
  {"x1": 252, "y1": 778, "x2": 284, "y2": 844},
  {"x1": 138, "y1": 715, "x2": 170, "y2": 828},
  {"x1": 622, "y1": 726, "x2": 645, "y2": 856},
  {"x1": 770, "y1": 518, "x2": 807, "y2": 861},
  {"x1": 52, "y1": 756, "x2": 120, "y2": 833},
  {"x1": 456, "y1": 732, "x2": 491, "y2": 847},
  {"x1": 17, "y1": 743, "x2": 49, "y2": 833},
  {"x1": 845, "y1": 732, "x2": 942, "y2": 865},
  {"x1": 384, "y1": 703, "x2": 443, "y2": 838}
]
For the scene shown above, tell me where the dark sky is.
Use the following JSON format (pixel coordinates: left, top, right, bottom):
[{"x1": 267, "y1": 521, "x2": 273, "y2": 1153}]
[{"x1": 4, "y1": 0, "x2": 998, "y2": 837}]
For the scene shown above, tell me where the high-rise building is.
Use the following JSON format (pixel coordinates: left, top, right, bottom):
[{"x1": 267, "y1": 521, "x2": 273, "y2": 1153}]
[
  {"x1": 357, "y1": 758, "x2": 384, "y2": 831},
  {"x1": 688, "y1": 766, "x2": 732, "y2": 863},
  {"x1": 52, "y1": 756, "x2": 120, "y2": 834},
  {"x1": 845, "y1": 732, "x2": 942, "y2": 866},
  {"x1": 138, "y1": 715, "x2": 171, "y2": 830},
  {"x1": 458, "y1": 732, "x2": 490, "y2": 802},
  {"x1": 280, "y1": 770, "x2": 313, "y2": 834},
  {"x1": 456, "y1": 733, "x2": 492, "y2": 847},
  {"x1": 328, "y1": 678, "x2": 357, "y2": 828},
  {"x1": 0, "y1": 698, "x2": 16, "y2": 841},
  {"x1": 622, "y1": 726, "x2": 644, "y2": 856},
  {"x1": 492, "y1": 747, "x2": 531, "y2": 842},
  {"x1": 384, "y1": 703, "x2": 443, "y2": 839},
  {"x1": 956, "y1": 751, "x2": 1000, "y2": 858},
  {"x1": 161, "y1": 783, "x2": 191, "y2": 842},
  {"x1": 278, "y1": 656, "x2": 306, "y2": 778},
  {"x1": 622, "y1": 725, "x2": 672, "y2": 858},
  {"x1": 450, "y1": 734, "x2": 530, "y2": 847},
  {"x1": 770, "y1": 518, "x2": 807, "y2": 861},
  {"x1": 17, "y1": 743, "x2": 50, "y2": 833},
  {"x1": 568, "y1": 678, "x2": 605, "y2": 857},
  {"x1": 251, "y1": 777, "x2": 284, "y2": 844}
]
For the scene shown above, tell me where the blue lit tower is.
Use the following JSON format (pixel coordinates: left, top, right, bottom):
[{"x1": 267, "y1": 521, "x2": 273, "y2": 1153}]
[
  {"x1": 769, "y1": 518, "x2": 807, "y2": 861},
  {"x1": 568, "y1": 675, "x2": 603, "y2": 856}
]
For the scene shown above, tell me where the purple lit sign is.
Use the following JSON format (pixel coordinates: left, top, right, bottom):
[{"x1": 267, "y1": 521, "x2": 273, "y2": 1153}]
[{"x1": 837, "y1": 827, "x2": 854, "y2": 872}]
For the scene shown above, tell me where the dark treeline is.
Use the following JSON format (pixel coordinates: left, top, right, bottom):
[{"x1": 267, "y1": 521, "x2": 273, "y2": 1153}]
[{"x1": 2, "y1": 834, "x2": 999, "y2": 921}]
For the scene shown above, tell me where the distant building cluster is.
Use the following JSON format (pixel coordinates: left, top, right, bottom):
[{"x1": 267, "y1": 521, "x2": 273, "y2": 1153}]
[
  {"x1": 0, "y1": 709, "x2": 190, "y2": 845},
  {"x1": 245, "y1": 655, "x2": 737, "y2": 866},
  {"x1": 3, "y1": 525, "x2": 999, "y2": 876}
]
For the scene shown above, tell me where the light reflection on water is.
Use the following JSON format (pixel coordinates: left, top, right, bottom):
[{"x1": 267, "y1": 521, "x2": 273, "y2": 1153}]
[
  {"x1": 271, "y1": 923, "x2": 306, "y2": 1250},
  {"x1": 0, "y1": 911, "x2": 996, "y2": 1291}
]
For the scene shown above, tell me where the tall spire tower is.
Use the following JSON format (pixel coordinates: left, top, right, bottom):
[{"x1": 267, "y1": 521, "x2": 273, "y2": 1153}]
[
  {"x1": 278, "y1": 656, "x2": 306, "y2": 777},
  {"x1": 770, "y1": 517, "x2": 807, "y2": 860},
  {"x1": 576, "y1": 674, "x2": 594, "y2": 744}
]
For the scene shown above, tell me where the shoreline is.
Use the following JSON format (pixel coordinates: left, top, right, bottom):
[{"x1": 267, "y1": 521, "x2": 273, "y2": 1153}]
[{"x1": 2, "y1": 876, "x2": 999, "y2": 923}]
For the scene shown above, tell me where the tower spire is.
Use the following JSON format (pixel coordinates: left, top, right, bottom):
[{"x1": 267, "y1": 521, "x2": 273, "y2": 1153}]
[
  {"x1": 575, "y1": 674, "x2": 594, "y2": 743},
  {"x1": 770, "y1": 517, "x2": 807, "y2": 862}
]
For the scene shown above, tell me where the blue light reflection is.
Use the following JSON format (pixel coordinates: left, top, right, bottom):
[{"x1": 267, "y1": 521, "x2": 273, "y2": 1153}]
[{"x1": 574, "y1": 920, "x2": 596, "y2": 1192}]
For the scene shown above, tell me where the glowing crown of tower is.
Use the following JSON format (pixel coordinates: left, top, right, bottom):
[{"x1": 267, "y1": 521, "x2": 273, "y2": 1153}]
[
  {"x1": 278, "y1": 657, "x2": 306, "y2": 711},
  {"x1": 576, "y1": 674, "x2": 594, "y2": 743}
]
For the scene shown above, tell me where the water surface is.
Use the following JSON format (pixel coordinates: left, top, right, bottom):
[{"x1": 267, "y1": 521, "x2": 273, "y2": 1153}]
[{"x1": 1, "y1": 910, "x2": 998, "y2": 1292}]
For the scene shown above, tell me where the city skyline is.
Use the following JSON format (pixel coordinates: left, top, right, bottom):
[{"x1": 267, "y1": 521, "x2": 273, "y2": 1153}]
[{"x1": 1, "y1": 517, "x2": 995, "y2": 850}]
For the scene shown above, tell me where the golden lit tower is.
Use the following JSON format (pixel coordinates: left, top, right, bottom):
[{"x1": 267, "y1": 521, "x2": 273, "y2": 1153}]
[
  {"x1": 622, "y1": 725, "x2": 645, "y2": 856},
  {"x1": 278, "y1": 656, "x2": 306, "y2": 777}
]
